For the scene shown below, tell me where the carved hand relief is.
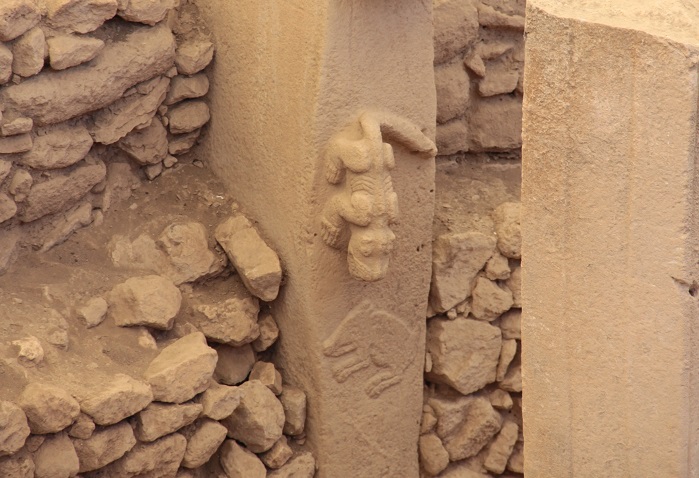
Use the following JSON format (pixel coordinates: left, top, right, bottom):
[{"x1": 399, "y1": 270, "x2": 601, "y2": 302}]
[
  {"x1": 320, "y1": 111, "x2": 436, "y2": 282},
  {"x1": 323, "y1": 300, "x2": 419, "y2": 398}
]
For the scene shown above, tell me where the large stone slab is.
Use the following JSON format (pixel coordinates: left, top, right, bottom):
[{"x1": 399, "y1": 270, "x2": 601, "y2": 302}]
[{"x1": 523, "y1": 1, "x2": 699, "y2": 476}]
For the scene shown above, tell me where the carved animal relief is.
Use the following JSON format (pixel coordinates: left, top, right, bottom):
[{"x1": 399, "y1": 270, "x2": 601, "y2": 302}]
[{"x1": 320, "y1": 111, "x2": 436, "y2": 281}]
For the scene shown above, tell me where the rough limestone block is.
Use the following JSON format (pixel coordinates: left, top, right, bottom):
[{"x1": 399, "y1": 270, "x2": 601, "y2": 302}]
[
  {"x1": 0, "y1": 193, "x2": 17, "y2": 224},
  {"x1": 76, "y1": 297, "x2": 108, "y2": 328},
  {"x1": 47, "y1": 35, "x2": 104, "y2": 70},
  {"x1": 0, "y1": 134, "x2": 32, "y2": 154},
  {"x1": 117, "y1": 0, "x2": 177, "y2": 25},
  {"x1": 435, "y1": 118, "x2": 468, "y2": 156},
  {"x1": 45, "y1": 0, "x2": 117, "y2": 34},
  {"x1": 260, "y1": 436, "x2": 293, "y2": 469},
  {"x1": 117, "y1": 118, "x2": 168, "y2": 165},
  {"x1": 8, "y1": 169, "x2": 32, "y2": 202},
  {"x1": 496, "y1": 339, "x2": 518, "y2": 382},
  {"x1": 419, "y1": 433, "x2": 449, "y2": 476},
  {"x1": 485, "y1": 252, "x2": 510, "y2": 280},
  {"x1": 144, "y1": 332, "x2": 218, "y2": 403},
  {"x1": 1, "y1": 25, "x2": 175, "y2": 126},
  {"x1": 181, "y1": 418, "x2": 228, "y2": 468},
  {"x1": 222, "y1": 379, "x2": 284, "y2": 453},
  {"x1": 102, "y1": 432, "x2": 186, "y2": 477},
  {"x1": 0, "y1": 450, "x2": 35, "y2": 477},
  {"x1": 430, "y1": 231, "x2": 496, "y2": 312},
  {"x1": 78, "y1": 374, "x2": 153, "y2": 425},
  {"x1": 0, "y1": 401, "x2": 30, "y2": 456},
  {"x1": 72, "y1": 421, "x2": 136, "y2": 472},
  {"x1": 165, "y1": 74, "x2": 210, "y2": 105},
  {"x1": 505, "y1": 264, "x2": 521, "y2": 307},
  {"x1": 483, "y1": 420, "x2": 519, "y2": 474},
  {"x1": 168, "y1": 129, "x2": 200, "y2": 155},
  {"x1": 252, "y1": 311, "x2": 279, "y2": 352},
  {"x1": 18, "y1": 383, "x2": 81, "y2": 434},
  {"x1": 433, "y1": 0, "x2": 479, "y2": 64},
  {"x1": 33, "y1": 433, "x2": 79, "y2": 478},
  {"x1": 0, "y1": 0, "x2": 40, "y2": 42},
  {"x1": 249, "y1": 361, "x2": 283, "y2": 395},
  {"x1": 108, "y1": 275, "x2": 182, "y2": 330},
  {"x1": 20, "y1": 123, "x2": 93, "y2": 170},
  {"x1": 267, "y1": 452, "x2": 316, "y2": 478},
  {"x1": 279, "y1": 385, "x2": 306, "y2": 436},
  {"x1": 470, "y1": 276, "x2": 513, "y2": 321},
  {"x1": 174, "y1": 39, "x2": 214, "y2": 75},
  {"x1": 12, "y1": 27, "x2": 44, "y2": 78},
  {"x1": 435, "y1": 61, "x2": 470, "y2": 124},
  {"x1": 12, "y1": 335, "x2": 44, "y2": 366},
  {"x1": 158, "y1": 221, "x2": 220, "y2": 284},
  {"x1": 198, "y1": 382, "x2": 241, "y2": 421},
  {"x1": 219, "y1": 439, "x2": 266, "y2": 478},
  {"x1": 426, "y1": 317, "x2": 501, "y2": 394},
  {"x1": 167, "y1": 100, "x2": 210, "y2": 134},
  {"x1": 1, "y1": 117, "x2": 33, "y2": 136},
  {"x1": 68, "y1": 413, "x2": 95, "y2": 439},
  {"x1": 134, "y1": 402, "x2": 202, "y2": 442},
  {"x1": 478, "y1": 62, "x2": 520, "y2": 97},
  {"x1": 492, "y1": 202, "x2": 520, "y2": 259},
  {"x1": 190, "y1": 283, "x2": 260, "y2": 346},
  {"x1": 498, "y1": 309, "x2": 520, "y2": 339},
  {"x1": 0, "y1": 44, "x2": 11, "y2": 84},
  {"x1": 469, "y1": 96, "x2": 522, "y2": 152},
  {"x1": 213, "y1": 343, "x2": 256, "y2": 385}
]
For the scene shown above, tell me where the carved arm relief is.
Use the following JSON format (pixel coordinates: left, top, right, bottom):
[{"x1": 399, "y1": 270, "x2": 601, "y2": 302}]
[{"x1": 320, "y1": 111, "x2": 436, "y2": 282}]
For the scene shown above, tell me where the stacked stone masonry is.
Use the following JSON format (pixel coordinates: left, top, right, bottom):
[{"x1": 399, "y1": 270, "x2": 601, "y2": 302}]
[{"x1": 0, "y1": 0, "x2": 216, "y2": 272}]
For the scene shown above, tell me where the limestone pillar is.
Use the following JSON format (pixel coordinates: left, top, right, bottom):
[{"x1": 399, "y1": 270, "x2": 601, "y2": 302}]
[
  {"x1": 522, "y1": 2, "x2": 699, "y2": 477},
  {"x1": 197, "y1": 1, "x2": 436, "y2": 477}
]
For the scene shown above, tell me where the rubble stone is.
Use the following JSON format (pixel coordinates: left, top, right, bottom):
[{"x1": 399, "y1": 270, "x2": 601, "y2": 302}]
[
  {"x1": 485, "y1": 253, "x2": 510, "y2": 280},
  {"x1": 117, "y1": 117, "x2": 168, "y2": 165},
  {"x1": 168, "y1": 129, "x2": 200, "y2": 155},
  {"x1": 18, "y1": 383, "x2": 81, "y2": 434},
  {"x1": 191, "y1": 287, "x2": 259, "y2": 345},
  {"x1": 77, "y1": 297, "x2": 108, "y2": 328},
  {"x1": 165, "y1": 74, "x2": 210, "y2": 105},
  {"x1": 198, "y1": 381, "x2": 241, "y2": 420},
  {"x1": 0, "y1": 0, "x2": 41, "y2": 42},
  {"x1": 478, "y1": 63, "x2": 520, "y2": 97},
  {"x1": 174, "y1": 39, "x2": 214, "y2": 75},
  {"x1": 46, "y1": 0, "x2": 117, "y2": 34},
  {"x1": 213, "y1": 343, "x2": 256, "y2": 385},
  {"x1": 20, "y1": 123, "x2": 94, "y2": 170},
  {"x1": 79, "y1": 374, "x2": 153, "y2": 425},
  {"x1": 249, "y1": 361, "x2": 282, "y2": 395},
  {"x1": 499, "y1": 359, "x2": 521, "y2": 393},
  {"x1": 12, "y1": 336, "x2": 44, "y2": 366},
  {"x1": 492, "y1": 202, "x2": 521, "y2": 259},
  {"x1": 0, "y1": 44, "x2": 12, "y2": 84},
  {"x1": 471, "y1": 276, "x2": 513, "y2": 321},
  {"x1": 117, "y1": 0, "x2": 177, "y2": 25},
  {"x1": 134, "y1": 402, "x2": 201, "y2": 442},
  {"x1": 419, "y1": 433, "x2": 449, "y2": 476},
  {"x1": 279, "y1": 385, "x2": 306, "y2": 436},
  {"x1": 1, "y1": 117, "x2": 33, "y2": 136},
  {"x1": 219, "y1": 440, "x2": 266, "y2": 478},
  {"x1": 506, "y1": 264, "x2": 521, "y2": 307},
  {"x1": 0, "y1": 134, "x2": 32, "y2": 154},
  {"x1": 484, "y1": 420, "x2": 519, "y2": 474},
  {"x1": 498, "y1": 309, "x2": 521, "y2": 340},
  {"x1": 157, "y1": 221, "x2": 220, "y2": 284},
  {"x1": 102, "y1": 432, "x2": 186, "y2": 477},
  {"x1": 39, "y1": 201, "x2": 94, "y2": 252},
  {"x1": 0, "y1": 401, "x2": 30, "y2": 456},
  {"x1": 252, "y1": 311, "x2": 279, "y2": 352},
  {"x1": 0, "y1": 450, "x2": 35, "y2": 477},
  {"x1": 0, "y1": 193, "x2": 17, "y2": 224},
  {"x1": 68, "y1": 413, "x2": 95, "y2": 439},
  {"x1": 167, "y1": 100, "x2": 210, "y2": 134},
  {"x1": 488, "y1": 389, "x2": 513, "y2": 411},
  {"x1": 222, "y1": 379, "x2": 284, "y2": 453},
  {"x1": 108, "y1": 274, "x2": 182, "y2": 330},
  {"x1": 260, "y1": 436, "x2": 293, "y2": 469},
  {"x1": 433, "y1": 0, "x2": 479, "y2": 64},
  {"x1": 144, "y1": 332, "x2": 218, "y2": 403},
  {"x1": 72, "y1": 421, "x2": 136, "y2": 472},
  {"x1": 8, "y1": 169, "x2": 32, "y2": 202},
  {"x1": 47, "y1": 34, "x2": 104, "y2": 70},
  {"x1": 507, "y1": 440, "x2": 523, "y2": 473},
  {"x1": 267, "y1": 452, "x2": 316, "y2": 478},
  {"x1": 435, "y1": 118, "x2": 468, "y2": 156},
  {"x1": 33, "y1": 432, "x2": 79, "y2": 478},
  {"x1": 181, "y1": 418, "x2": 227, "y2": 468},
  {"x1": 435, "y1": 61, "x2": 469, "y2": 124},
  {"x1": 496, "y1": 339, "x2": 518, "y2": 382},
  {"x1": 469, "y1": 96, "x2": 522, "y2": 152}
]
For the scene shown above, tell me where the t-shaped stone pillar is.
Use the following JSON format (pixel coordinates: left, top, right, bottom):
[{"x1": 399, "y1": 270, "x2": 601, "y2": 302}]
[
  {"x1": 523, "y1": 1, "x2": 699, "y2": 476},
  {"x1": 198, "y1": 1, "x2": 435, "y2": 477}
]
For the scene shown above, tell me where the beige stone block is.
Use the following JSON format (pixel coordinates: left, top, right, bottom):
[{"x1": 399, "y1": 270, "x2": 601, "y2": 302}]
[
  {"x1": 433, "y1": 0, "x2": 479, "y2": 64},
  {"x1": 469, "y1": 96, "x2": 522, "y2": 151},
  {"x1": 435, "y1": 61, "x2": 470, "y2": 124},
  {"x1": 0, "y1": 0, "x2": 40, "y2": 42}
]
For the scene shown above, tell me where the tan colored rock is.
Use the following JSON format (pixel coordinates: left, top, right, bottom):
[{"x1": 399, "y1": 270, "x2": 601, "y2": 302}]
[
  {"x1": 435, "y1": 118, "x2": 468, "y2": 156},
  {"x1": 0, "y1": 44, "x2": 12, "y2": 84},
  {"x1": 157, "y1": 221, "x2": 220, "y2": 284},
  {"x1": 433, "y1": 0, "x2": 479, "y2": 64},
  {"x1": 12, "y1": 27, "x2": 46, "y2": 78},
  {"x1": 496, "y1": 339, "x2": 517, "y2": 382},
  {"x1": 20, "y1": 123, "x2": 94, "y2": 170},
  {"x1": 168, "y1": 129, "x2": 200, "y2": 155},
  {"x1": 469, "y1": 96, "x2": 522, "y2": 152},
  {"x1": 435, "y1": 61, "x2": 469, "y2": 124},
  {"x1": 478, "y1": 63, "x2": 520, "y2": 97},
  {"x1": 0, "y1": 160, "x2": 11, "y2": 183},
  {"x1": 12, "y1": 335, "x2": 44, "y2": 366},
  {"x1": 426, "y1": 317, "x2": 501, "y2": 395},
  {"x1": 118, "y1": 0, "x2": 177, "y2": 25},
  {"x1": 0, "y1": 0, "x2": 40, "y2": 42},
  {"x1": 419, "y1": 433, "x2": 449, "y2": 476},
  {"x1": 0, "y1": 401, "x2": 30, "y2": 456},
  {"x1": 249, "y1": 361, "x2": 283, "y2": 395},
  {"x1": 505, "y1": 264, "x2": 521, "y2": 307},
  {"x1": 39, "y1": 201, "x2": 94, "y2": 252},
  {"x1": 0, "y1": 450, "x2": 34, "y2": 477},
  {"x1": 167, "y1": 100, "x2": 210, "y2": 135},
  {"x1": 492, "y1": 202, "x2": 520, "y2": 259},
  {"x1": 213, "y1": 343, "x2": 256, "y2": 385},
  {"x1": 163, "y1": 154, "x2": 177, "y2": 168},
  {"x1": 438, "y1": 463, "x2": 491, "y2": 478},
  {"x1": 507, "y1": 440, "x2": 523, "y2": 473},
  {"x1": 77, "y1": 297, "x2": 108, "y2": 328},
  {"x1": 485, "y1": 253, "x2": 510, "y2": 281},
  {"x1": 498, "y1": 309, "x2": 520, "y2": 340},
  {"x1": 8, "y1": 169, "x2": 32, "y2": 201},
  {"x1": 107, "y1": 433, "x2": 187, "y2": 477},
  {"x1": 68, "y1": 413, "x2": 95, "y2": 439},
  {"x1": 78, "y1": 374, "x2": 153, "y2": 425},
  {"x1": 144, "y1": 331, "x2": 218, "y2": 403},
  {"x1": 222, "y1": 379, "x2": 284, "y2": 453},
  {"x1": 144, "y1": 161, "x2": 162, "y2": 180},
  {"x1": 420, "y1": 404, "x2": 437, "y2": 435},
  {"x1": 267, "y1": 452, "x2": 316, "y2": 478},
  {"x1": 260, "y1": 436, "x2": 293, "y2": 469},
  {"x1": 72, "y1": 421, "x2": 136, "y2": 472},
  {"x1": 0, "y1": 133, "x2": 32, "y2": 154},
  {"x1": 165, "y1": 74, "x2": 209, "y2": 105},
  {"x1": 478, "y1": 3, "x2": 524, "y2": 30},
  {"x1": 117, "y1": 118, "x2": 168, "y2": 165},
  {"x1": 219, "y1": 440, "x2": 265, "y2": 478},
  {"x1": 47, "y1": 34, "x2": 104, "y2": 70},
  {"x1": 0, "y1": 193, "x2": 17, "y2": 224},
  {"x1": 33, "y1": 432, "x2": 79, "y2": 478},
  {"x1": 108, "y1": 275, "x2": 182, "y2": 330},
  {"x1": 134, "y1": 401, "x2": 201, "y2": 442},
  {"x1": 91, "y1": 76, "x2": 170, "y2": 145},
  {"x1": 483, "y1": 420, "x2": 518, "y2": 474},
  {"x1": 190, "y1": 285, "x2": 260, "y2": 345},
  {"x1": 471, "y1": 277, "x2": 513, "y2": 321},
  {"x1": 1, "y1": 117, "x2": 33, "y2": 136},
  {"x1": 279, "y1": 385, "x2": 306, "y2": 436},
  {"x1": 20, "y1": 161, "x2": 105, "y2": 222},
  {"x1": 252, "y1": 311, "x2": 279, "y2": 352},
  {"x1": 18, "y1": 383, "x2": 80, "y2": 434},
  {"x1": 215, "y1": 214, "x2": 282, "y2": 301},
  {"x1": 499, "y1": 358, "x2": 521, "y2": 393},
  {"x1": 175, "y1": 39, "x2": 214, "y2": 75},
  {"x1": 45, "y1": 0, "x2": 117, "y2": 34},
  {"x1": 0, "y1": 229, "x2": 20, "y2": 275},
  {"x1": 198, "y1": 381, "x2": 241, "y2": 420},
  {"x1": 2, "y1": 25, "x2": 175, "y2": 126},
  {"x1": 181, "y1": 418, "x2": 227, "y2": 468},
  {"x1": 430, "y1": 232, "x2": 495, "y2": 313},
  {"x1": 488, "y1": 389, "x2": 513, "y2": 411}
]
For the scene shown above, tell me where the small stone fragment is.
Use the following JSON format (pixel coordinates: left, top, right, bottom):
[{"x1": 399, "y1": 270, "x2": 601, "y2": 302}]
[
  {"x1": 117, "y1": 0, "x2": 177, "y2": 25},
  {"x1": 77, "y1": 297, "x2": 108, "y2": 328},
  {"x1": 435, "y1": 61, "x2": 469, "y2": 124},
  {"x1": 279, "y1": 385, "x2": 306, "y2": 436},
  {"x1": 215, "y1": 213, "x2": 282, "y2": 301},
  {"x1": 506, "y1": 264, "x2": 521, "y2": 308},
  {"x1": 12, "y1": 335, "x2": 44, "y2": 366},
  {"x1": 496, "y1": 339, "x2": 518, "y2": 382},
  {"x1": 144, "y1": 161, "x2": 162, "y2": 180},
  {"x1": 117, "y1": 119, "x2": 168, "y2": 165},
  {"x1": 8, "y1": 169, "x2": 31, "y2": 201},
  {"x1": 1, "y1": 117, "x2": 33, "y2": 136},
  {"x1": 507, "y1": 440, "x2": 524, "y2": 473},
  {"x1": 252, "y1": 311, "x2": 279, "y2": 352},
  {"x1": 259, "y1": 436, "x2": 292, "y2": 469},
  {"x1": 0, "y1": 44, "x2": 12, "y2": 84},
  {"x1": 198, "y1": 381, "x2": 241, "y2": 420},
  {"x1": 39, "y1": 201, "x2": 93, "y2": 252},
  {"x1": 0, "y1": 0, "x2": 40, "y2": 42},
  {"x1": 484, "y1": 420, "x2": 519, "y2": 474},
  {"x1": 0, "y1": 450, "x2": 34, "y2": 477},
  {"x1": 469, "y1": 96, "x2": 522, "y2": 152},
  {"x1": 134, "y1": 402, "x2": 202, "y2": 442},
  {"x1": 72, "y1": 421, "x2": 136, "y2": 473},
  {"x1": 492, "y1": 202, "x2": 521, "y2": 259},
  {"x1": 167, "y1": 100, "x2": 210, "y2": 134},
  {"x1": 222, "y1": 379, "x2": 284, "y2": 453},
  {"x1": 163, "y1": 154, "x2": 177, "y2": 168},
  {"x1": 193, "y1": 290, "x2": 260, "y2": 346},
  {"x1": 267, "y1": 452, "x2": 316, "y2": 478},
  {"x1": 18, "y1": 383, "x2": 80, "y2": 434},
  {"x1": 0, "y1": 133, "x2": 32, "y2": 154},
  {"x1": 435, "y1": 118, "x2": 468, "y2": 156},
  {"x1": 107, "y1": 275, "x2": 182, "y2": 330},
  {"x1": 78, "y1": 374, "x2": 153, "y2": 425},
  {"x1": 68, "y1": 413, "x2": 95, "y2": 439},
  {"x1": 12, "y1": 27, "x2": 44, "y2": 78},
  {"x1": 485, "y1": 253, "x2": 511, "y2": 280},
  {"x1": 0, "y1": 193, "x2": 17, "y2": 224},
  {"x1": 46, "y1": 0, "x2": 118, "y2": 34},
  {"x1": 213, "y1": 343, "x2": 256, "y2": 385},
  {"x1": 0, "y1": 401, "x2": 30, "y2": 456},
  {"x1": 488, "y1": 389, "x2": 513, "y2": 411},
  {"x1": 47, "y1": 34, "x2": 104, "y2": 70},
  {"x1": 103, "y1": 432, "x2": 186, "y2": 477},
  {"x1": 168, "y1": 129, "x2": 200, "y2": 155},
  {"x1": 33, "y1": 432, "x2": 79, "y2": 478},
  {"x1": 471, "y1": 277, "x2": 513, "y2": 321},
  {"x1": 217, "y1": 442, "x2": 265, "y2": 478},
  {"x1": 433, "y1": 0, "x2": 479, "y2": 64},
  {"x1": 499, "y1": 359, "x2": 522, "y2": 393},
  {"x1": 249, "y1": 361, "x2": 282, "y2": 395},
  {"x1": 478, "y1": 62, "x2": 520, "y2": 97},
  {"x1": 175, "y1": 39, "x2": 214, "y2": 75},
  {"x1": 499, "y1": 309, "x2": 521, "y2": 340},
  {"x1": 144, "y1": 331, "x2": 218, "y2": 403},
  {"x1": 0, "y1": 160, "x2": 11, "y2": 182},
  {"x1": 157, "y1": 221, "x2": 220, "y2": 284},
  {"x1": 419, "y1": 433, "x2": 449, "y2": 476},
  {"x1": 181, "y1": 418, "x2": 227, "y2": 468},
  {"x1": 165, "y1": 74, "x2": 210, "y2": 105},
  {"x1": 420, "y1": 404, "x2": 437, "y2": 434}
]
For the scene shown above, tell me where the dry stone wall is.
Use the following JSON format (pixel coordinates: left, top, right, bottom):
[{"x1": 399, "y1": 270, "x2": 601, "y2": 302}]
[{"x1": 0, "y1": 0, "x2": 215, "y2": 272}]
